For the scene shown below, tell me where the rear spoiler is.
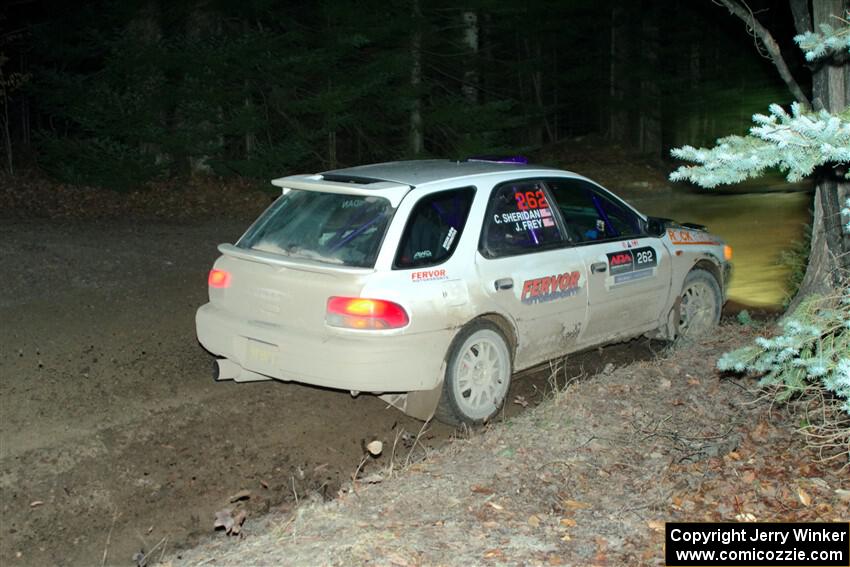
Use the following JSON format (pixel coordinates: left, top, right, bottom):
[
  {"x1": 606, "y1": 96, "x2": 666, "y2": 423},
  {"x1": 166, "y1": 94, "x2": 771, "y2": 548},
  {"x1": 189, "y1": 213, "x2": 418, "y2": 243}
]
[{"x1": 272, "y1": 175, "x2": 411, "y2": 208}]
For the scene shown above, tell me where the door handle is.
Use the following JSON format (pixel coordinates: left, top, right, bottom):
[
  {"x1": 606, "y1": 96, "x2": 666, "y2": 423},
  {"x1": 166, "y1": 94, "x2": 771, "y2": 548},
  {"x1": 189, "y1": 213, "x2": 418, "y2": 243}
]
[
  {"x1": 494, "y1": 278, "x2": 514, "y2": 291},
  {"x1": 590, "y1": 262, "x2": 607, "y2": 274}
]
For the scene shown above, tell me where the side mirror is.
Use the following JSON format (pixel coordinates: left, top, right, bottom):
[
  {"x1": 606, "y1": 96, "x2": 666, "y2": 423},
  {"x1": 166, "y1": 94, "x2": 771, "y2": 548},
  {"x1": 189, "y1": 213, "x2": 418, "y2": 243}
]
[{"x1": 646, "y1": 216, "x2": 670, "y2": 238}]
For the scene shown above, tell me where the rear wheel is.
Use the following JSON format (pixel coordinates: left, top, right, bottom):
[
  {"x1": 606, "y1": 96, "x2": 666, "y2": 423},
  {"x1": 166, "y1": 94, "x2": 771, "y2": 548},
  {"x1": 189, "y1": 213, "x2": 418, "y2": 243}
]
[
  {"x1": 435, "y1": 320, "x2": 512, "y2": 426},
  {"x1": 677, "y1": 269, "x2": 721, "y2": 340}
]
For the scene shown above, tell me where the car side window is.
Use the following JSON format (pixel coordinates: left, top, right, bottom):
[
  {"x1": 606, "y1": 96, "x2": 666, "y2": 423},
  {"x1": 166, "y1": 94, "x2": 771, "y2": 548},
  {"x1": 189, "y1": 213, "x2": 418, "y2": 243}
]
[
  {"x1": 394, "y1": 187, "x2": 475, "y2": 269},
  {"x1": 481, "y1": 180, "x2": 563, "y2": 258},
  {"x1": 546, "y1": 179, "x2": 642, "y2": 243}
]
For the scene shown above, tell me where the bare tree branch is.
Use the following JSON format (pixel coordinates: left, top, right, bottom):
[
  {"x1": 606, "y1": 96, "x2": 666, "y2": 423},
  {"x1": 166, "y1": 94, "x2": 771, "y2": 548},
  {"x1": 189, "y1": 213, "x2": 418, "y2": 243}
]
[{"x1": 715, "y1": 0, "x2": 811, "y2": 107}]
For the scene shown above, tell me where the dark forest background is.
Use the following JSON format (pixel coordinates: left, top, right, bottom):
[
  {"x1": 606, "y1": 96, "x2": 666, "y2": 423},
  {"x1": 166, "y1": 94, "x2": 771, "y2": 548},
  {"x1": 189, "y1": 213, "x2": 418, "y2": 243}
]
[{"x1": 1, "y1": 0, "x2": 804, "y2": 189}]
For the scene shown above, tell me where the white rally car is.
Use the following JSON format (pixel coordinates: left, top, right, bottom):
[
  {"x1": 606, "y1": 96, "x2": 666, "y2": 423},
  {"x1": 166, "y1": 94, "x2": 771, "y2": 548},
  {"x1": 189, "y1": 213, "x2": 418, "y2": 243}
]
[{"x1": 196, "y1": 159, "x2": 732, "y2": 425}]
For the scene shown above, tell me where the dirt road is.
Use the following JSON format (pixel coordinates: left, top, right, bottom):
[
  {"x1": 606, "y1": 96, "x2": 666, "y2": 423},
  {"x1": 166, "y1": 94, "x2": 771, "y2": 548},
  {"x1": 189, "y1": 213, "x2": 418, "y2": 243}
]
[{"x1": 0, "y1": 219, "x2": 657, "y2": 566}]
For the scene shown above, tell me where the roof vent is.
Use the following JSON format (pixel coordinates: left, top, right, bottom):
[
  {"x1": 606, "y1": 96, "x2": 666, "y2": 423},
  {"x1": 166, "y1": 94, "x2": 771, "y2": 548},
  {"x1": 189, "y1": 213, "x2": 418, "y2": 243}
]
[
  {"x1": 320, "y1": 173, "x2": 385, "y2": 185},
  {"x1": 465, "y1": 155, "x2": 529, "y2": 164}
]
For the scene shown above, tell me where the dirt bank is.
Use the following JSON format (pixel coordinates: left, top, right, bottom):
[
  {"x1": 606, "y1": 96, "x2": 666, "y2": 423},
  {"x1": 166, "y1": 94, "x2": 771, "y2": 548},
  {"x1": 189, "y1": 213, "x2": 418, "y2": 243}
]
[{"x1": 169, "y1": 327, "x2": 849, "y2": 566}]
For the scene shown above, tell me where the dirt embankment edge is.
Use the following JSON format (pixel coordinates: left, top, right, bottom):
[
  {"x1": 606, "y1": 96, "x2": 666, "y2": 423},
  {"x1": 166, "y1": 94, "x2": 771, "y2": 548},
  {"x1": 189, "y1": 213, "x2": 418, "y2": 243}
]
[{"x1": 166, "y1": 325, "x2": 849, "y2": 567}]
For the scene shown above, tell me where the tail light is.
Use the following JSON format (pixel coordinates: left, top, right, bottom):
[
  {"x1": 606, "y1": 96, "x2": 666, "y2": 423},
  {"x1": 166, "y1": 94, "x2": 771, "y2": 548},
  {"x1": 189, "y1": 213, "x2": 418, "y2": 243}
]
[
  {"x1": 723, "y1": 245, "x2": 733, "y2": 261},
  {"x1": 208, "y1": 269, "x2": 231, "y2": 289},
  {"x1": 326, "y1": 297, "x2": 409, "y2": 330}
]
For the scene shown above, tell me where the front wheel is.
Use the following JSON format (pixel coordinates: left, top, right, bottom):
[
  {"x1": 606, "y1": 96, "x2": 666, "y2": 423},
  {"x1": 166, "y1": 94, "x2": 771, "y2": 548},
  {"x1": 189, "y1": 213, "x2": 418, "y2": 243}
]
[
  {"x1": 677, "y1": 269, "x2": 722, "y2": 340},
  {"x1": 435, "y1": 321, "x2": 512, "y2": 426}
]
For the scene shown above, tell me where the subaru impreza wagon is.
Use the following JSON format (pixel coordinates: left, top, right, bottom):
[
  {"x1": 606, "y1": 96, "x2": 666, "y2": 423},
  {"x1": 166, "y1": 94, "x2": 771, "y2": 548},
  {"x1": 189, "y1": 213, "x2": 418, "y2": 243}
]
[{"x1": 196, "y1": 158, "x2": 732, "y2": 425}]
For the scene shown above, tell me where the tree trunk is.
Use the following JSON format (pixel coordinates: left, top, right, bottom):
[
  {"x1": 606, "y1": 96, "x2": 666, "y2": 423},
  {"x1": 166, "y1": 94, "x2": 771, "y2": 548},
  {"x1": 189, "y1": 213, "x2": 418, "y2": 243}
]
[
  {"x1": 638, "y1": 1, "x2": 661, "y2": 156},
  {"x1": 461, "y1": 10, "x2": 479, "y2": 105},
  {"x1": 243, "y1": 22, "x2": 256, "y2": 158},
  {"x1": 608, "y1": 4, "x2": 627, "y2": 143},
  {"x1": 688, "y1": 42, "x2": 701, "y2": 143},
  {"x1": 186, "y1": 4, "x2": 222, "y2": 175},
  {"x1": 409, "y1": 0, "x2": 424, "y2": 156},
  {"x1": 129, "y1": 1, "x2": 167, "y2": 167},
  {"x1": 2, "y1": 82, "x2": 13, "y2": 175},
  {"x1": 790, "y1": 0, "x2": 850, "y2": 309}
]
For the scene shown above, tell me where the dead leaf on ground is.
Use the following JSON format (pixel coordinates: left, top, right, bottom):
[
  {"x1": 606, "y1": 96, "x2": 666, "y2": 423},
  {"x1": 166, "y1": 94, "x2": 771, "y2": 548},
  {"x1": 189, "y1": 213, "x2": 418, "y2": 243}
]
[
  {"x1": 259, "y1": 480, "x2": 269, "y2": 489},
  {"x1": 214, "y1": 509, "x2": 234, "y2": 532},
  {"x1": 214, "y1": 508, "x2": 247, "y2": 536},
  {"x1": 229, "y1": 510, "x2": 247, "y2": 535},
  {"x1": 646, "y1": 520, "x2": 664, "y2": 532},
  {"x1": 366, "y1": 440, "x2": 383, "y2": 456},
  {"x1": 229, "y1": 489, "x2": 251, "y2": 503},
  {"x1": 29, "y1": 500, "x2": 44, "y2": 508},
  {"x1": 528, "y1": 515, "x2": 541, "y2": 527},
  {"x1": 560, "y1": 518, "x2": 577, "y2": 527},
  {"x1": 483, "y1": 549, "x2": 504, "y2": 559},
  {"x1": 471, "y1": 485, "x2": 495, "y2": 495},
  {"x1": 797, "y1": 487, "x2": 812, "y2": 507},
  {"x1": 359, "y1": 473, "x2": 385, "y2": 484},
  {"x1": 835, "y1": 489, "x2": 850, "y2": 503},
  {"x1": 562, "y1": 499, "x2": 590, "y2": 510},
  {"x1": 513, "y1": 395, "x2": 529, "y2": 408},
  {"x1": 486, "y1": 501, "x2": 504, "y2": 511}
]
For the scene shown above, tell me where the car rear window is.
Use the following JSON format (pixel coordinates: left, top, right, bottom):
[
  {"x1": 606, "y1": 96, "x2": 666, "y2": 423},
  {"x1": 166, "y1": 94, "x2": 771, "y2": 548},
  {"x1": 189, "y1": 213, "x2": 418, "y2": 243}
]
[{"x1": 237, "y1": 190, "x2": 393, "y2": 268}]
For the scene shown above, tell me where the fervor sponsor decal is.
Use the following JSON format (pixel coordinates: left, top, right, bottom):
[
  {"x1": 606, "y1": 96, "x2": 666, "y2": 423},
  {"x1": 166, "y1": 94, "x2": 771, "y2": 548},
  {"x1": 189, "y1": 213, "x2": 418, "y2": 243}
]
[
  {"x1": 606, "y1": 246, "x2": 657, "y2": 285},
  {"x1": 521, "y1": 270, "x2": 581, "y2": 304},
  {"x1": 411, "y1": 268, "x2": 448, "y2": 282}
]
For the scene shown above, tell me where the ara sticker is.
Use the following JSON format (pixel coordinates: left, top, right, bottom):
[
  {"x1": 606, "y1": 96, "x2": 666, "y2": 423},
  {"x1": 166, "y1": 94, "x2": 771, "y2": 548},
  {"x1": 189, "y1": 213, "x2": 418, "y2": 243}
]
[
  {"x1": 521, "y1": 270, "x2": 581, "y2": 304},
  {"x1": 606, "y1": 247, "x2": 657, "y2": 285},
  {"x1": 411, "y1": 268, "x2": 447, "y2": 282},
  {"x1": 667, "y1": 228, "x2": 720, "y2": 246}
]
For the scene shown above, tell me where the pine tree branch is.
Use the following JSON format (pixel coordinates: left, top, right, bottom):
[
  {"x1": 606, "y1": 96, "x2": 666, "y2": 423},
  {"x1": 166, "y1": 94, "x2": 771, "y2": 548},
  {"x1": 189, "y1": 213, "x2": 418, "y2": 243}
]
[
  {"x1": 715, "y1": 0, "x2": 811, "y2": 107},
  {"x1": 670, "y1": 103, "x2": 850, "y2": 188}
]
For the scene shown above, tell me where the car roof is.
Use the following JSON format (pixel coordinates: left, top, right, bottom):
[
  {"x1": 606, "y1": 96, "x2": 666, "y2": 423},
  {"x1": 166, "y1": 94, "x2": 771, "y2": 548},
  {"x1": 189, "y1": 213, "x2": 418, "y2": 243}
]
[{"x1": 320, "y1": 159, "x2": 562, "y2": 187}]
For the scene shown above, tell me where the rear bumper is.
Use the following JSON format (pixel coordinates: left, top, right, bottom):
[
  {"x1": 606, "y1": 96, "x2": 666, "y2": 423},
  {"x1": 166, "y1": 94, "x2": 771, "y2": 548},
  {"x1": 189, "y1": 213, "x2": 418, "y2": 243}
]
[{"x1": 196, "y1": 303, "x2": 451, "y2": 392}]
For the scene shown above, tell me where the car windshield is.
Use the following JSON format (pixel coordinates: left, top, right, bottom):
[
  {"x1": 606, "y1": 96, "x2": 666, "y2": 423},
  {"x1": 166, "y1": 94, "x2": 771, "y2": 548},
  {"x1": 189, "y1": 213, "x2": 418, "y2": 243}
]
[{"x1": 237, "y1": 190, "x2": 393, "y2": 268}]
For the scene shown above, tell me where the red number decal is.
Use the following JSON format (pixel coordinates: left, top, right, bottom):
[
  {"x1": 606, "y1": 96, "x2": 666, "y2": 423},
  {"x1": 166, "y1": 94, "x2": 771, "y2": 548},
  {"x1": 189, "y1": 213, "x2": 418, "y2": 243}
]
[
  {"x1": 515, "y1": 192, "x2": 527, "y2": 210},
  {"x1": 535, "y1": 190, "x2": 549, "y2": 209},
  {"x1": 525, "y1": 191, "x2": 538, "y2": 208}
]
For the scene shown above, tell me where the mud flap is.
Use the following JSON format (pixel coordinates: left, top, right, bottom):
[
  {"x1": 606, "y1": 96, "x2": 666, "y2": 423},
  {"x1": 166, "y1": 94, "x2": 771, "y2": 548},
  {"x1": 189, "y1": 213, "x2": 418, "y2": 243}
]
[
  {"x1": 667, "y1": 295, "x2": 682, "y2": 340},
  {"x1": 379, "y1": 381, "x2": 444, "y2": 421}
]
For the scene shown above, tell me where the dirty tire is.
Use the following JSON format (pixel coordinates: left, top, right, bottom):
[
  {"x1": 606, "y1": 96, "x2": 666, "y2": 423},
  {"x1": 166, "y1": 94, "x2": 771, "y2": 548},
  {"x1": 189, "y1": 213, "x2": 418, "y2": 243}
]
[
  {"x1": 677, "y1": 268, "x2": 721, "y2": 340},
  {"x1": 435, "y1": 320, "x2": 512, "y2": 427}
]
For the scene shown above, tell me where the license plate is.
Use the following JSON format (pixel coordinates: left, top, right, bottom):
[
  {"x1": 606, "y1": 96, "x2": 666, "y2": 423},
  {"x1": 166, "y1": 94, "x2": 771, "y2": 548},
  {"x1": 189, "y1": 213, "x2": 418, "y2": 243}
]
[{"x1": 245, "y1": 339, "x2": 278, "y2": 369}]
